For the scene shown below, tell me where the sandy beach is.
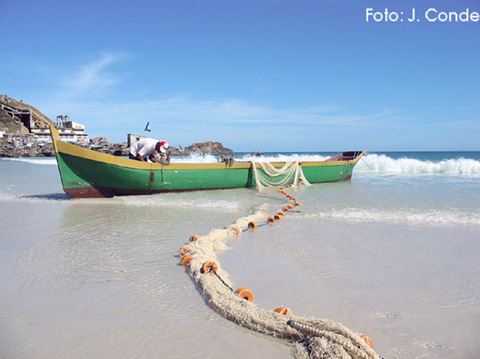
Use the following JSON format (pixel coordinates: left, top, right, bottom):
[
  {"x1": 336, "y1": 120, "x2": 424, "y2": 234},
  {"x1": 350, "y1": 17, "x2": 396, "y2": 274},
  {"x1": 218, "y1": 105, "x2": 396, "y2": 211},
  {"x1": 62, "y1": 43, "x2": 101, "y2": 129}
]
[{"x1": 1, "y1": 154, "x2": 479, "y2": 358}]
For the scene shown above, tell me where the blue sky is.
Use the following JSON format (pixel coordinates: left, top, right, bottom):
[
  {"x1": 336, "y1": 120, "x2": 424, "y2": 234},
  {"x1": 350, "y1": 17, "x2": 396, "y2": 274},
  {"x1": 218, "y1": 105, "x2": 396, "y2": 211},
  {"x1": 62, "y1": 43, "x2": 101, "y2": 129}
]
[{"x1": 1, "y1": 0, "x2": 479, "y2": 151}]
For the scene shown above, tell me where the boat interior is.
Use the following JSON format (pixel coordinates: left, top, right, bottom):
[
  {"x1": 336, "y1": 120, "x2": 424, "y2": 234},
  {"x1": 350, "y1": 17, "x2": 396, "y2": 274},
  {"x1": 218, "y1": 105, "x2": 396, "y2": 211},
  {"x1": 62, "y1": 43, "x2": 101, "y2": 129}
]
[{"x1": 325, "y1": 151, "x2": 364, "y2": 162}]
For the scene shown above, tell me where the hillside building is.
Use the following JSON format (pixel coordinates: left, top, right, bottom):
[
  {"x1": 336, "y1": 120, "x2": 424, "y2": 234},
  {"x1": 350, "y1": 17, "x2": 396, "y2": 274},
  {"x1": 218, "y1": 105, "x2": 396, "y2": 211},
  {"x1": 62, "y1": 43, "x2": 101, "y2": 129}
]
[{"x1": 31, "y1": 115, "x2": 89, "y2": 144}]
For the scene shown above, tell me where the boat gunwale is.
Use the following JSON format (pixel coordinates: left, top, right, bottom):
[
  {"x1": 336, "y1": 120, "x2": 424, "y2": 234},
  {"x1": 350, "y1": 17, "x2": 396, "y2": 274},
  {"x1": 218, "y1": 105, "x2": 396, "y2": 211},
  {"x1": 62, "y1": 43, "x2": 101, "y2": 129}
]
[{"x1": 50, "y1": 126, "x2": 365, "y2": 171}]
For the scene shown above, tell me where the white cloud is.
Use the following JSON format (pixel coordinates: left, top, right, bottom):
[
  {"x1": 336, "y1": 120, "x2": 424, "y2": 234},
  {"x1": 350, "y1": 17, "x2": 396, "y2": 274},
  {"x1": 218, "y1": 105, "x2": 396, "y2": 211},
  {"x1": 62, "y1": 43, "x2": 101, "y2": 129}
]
[
  {"x1": 34, "y1": 51, "x2": 414, "y2": 149},
  {"x1": 41, "y1": 52, "x2": 406, "y2": 135},
  {"x1": 59, "y1": 52, "x2": 129, "y2": 97}
]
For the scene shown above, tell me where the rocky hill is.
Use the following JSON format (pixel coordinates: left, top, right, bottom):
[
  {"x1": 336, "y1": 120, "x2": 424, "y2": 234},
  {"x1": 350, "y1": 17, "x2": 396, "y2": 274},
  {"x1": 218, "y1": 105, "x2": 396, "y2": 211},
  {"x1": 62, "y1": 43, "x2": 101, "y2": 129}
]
[
  {"x1": 0, "y1": 94, "x2": 54, "y2": 132},
  {"x1": 0, "y1": 94, "x2": 235, "y2": 158},
  {"x1": 0, "y1": 108, "x2": 29, "y2": 134}
]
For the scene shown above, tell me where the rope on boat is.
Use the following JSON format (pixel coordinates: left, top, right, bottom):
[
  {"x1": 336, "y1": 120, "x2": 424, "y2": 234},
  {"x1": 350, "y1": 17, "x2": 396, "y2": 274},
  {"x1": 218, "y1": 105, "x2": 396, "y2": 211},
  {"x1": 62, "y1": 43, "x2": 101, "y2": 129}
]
[{"x1": 178, "y1": 183, "x2": 381, "y2": 359}]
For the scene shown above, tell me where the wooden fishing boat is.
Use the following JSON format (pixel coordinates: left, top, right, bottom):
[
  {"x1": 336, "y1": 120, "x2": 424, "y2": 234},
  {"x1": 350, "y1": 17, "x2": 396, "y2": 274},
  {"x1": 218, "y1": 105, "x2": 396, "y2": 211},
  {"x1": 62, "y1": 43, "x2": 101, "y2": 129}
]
[{"x1": 50, "y1": 126, "x2": 366, "y2": 198}]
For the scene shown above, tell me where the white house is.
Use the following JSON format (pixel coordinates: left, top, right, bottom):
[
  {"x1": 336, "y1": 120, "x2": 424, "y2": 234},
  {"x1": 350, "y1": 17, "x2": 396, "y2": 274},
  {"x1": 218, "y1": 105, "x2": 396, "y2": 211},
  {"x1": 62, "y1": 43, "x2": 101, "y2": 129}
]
[{"x1": 32, "y1": 115, "x2": 89, "y2": 143}]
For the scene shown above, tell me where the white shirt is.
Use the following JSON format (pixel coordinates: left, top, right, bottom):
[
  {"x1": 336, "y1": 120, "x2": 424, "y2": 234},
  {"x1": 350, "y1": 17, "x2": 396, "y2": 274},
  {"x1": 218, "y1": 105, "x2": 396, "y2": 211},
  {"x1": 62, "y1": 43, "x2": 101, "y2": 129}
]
[{"x1": 129, "y1": 138, "x2": 158, "y2": 158}]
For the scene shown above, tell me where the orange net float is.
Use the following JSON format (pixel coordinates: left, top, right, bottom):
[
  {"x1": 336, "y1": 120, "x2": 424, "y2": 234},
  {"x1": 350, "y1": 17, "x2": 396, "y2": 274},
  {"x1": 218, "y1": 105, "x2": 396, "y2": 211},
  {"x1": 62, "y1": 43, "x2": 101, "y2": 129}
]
[
  {"x1": 236, "y1": 287, "x2": 254, "y2": 302},
  {"x1": 248, "y1": 221, "x2": 258, "y2": 229},
  {"x1": 294, "y1": 202, "x2": 301, "y2": 206},
  {"x1": 267, "y1": 216, "x2": 276, "y2": 223},
  {"x1": 181, "y1": 255, "x2": 193, "y2": 266},
  {"x1": 274, "y1": 307, "x2": 294, "y2": 316},
  {"x1": 274, "y1": 214, "x2": 283, "y2": 220},
  {"x1": 201, "y1": 261, "x2": 218, "y2": 275},
  {"x1": 278, "y1": 187, "x2": 284, "y2": 191},
  {"x1": 282, "y1": 206, "x2": 290, "y2": 212},
  {"x1": 189, "y1": 234, "x2": 200, "y2": 242},
  {"x1": 179, "y1": 245, "x2": 193, "y2": 257},
  {"x1": 277, "y1": 211, "x2": 285, "y2": 216},
  {"x1": 290, "y1": 196, "x2": 297, "y2": 201},
  {"x1": 287, "y1": 204, "x2": 294, "y2": 209},
  {"x1": 360, "y1": 334, "x2": 373, "y2": 348},
  {"x1": 232, "y1": 226, "x2": 242, "y2": 235}
]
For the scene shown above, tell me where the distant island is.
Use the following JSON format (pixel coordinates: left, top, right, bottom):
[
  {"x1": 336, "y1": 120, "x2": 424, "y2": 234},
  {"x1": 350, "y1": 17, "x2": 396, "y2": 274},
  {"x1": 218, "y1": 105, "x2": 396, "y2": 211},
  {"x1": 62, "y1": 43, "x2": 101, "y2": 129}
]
[{"x1": 0, "y1": 94, "x2": 234, "y2": 158}]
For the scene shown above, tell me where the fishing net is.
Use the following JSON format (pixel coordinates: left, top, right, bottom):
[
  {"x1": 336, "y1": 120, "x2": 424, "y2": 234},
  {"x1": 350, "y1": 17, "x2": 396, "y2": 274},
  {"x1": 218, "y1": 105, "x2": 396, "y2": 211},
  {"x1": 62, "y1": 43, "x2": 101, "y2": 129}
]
[
  {"x1": 182, "y1": 204, "x2": 381, "y2": 359},
  {"x1": 251, "y1": 161, "x2": 311, "y2": 190}
]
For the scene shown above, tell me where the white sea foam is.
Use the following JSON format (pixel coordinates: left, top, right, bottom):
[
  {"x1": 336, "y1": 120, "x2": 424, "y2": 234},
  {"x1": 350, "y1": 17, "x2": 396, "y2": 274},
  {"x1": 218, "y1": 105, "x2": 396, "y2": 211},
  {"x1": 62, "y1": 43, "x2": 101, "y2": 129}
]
[
  {"x1": 357, "y1": 154, "x2": 480, "y2": 176},
  {"x1": 298, "y1": 207, "x2": 480, "y2": 226},
  {"x1": 120, "y1": 196, "x2": 239, "y2": 211},
  {"x1": 240, "y1": 154, "x2": 331, "y2": 162},
  {"x1": 0, "y1": 193, "x2": 17, "y2": 202},
  {"x1": 171, "y1": 153, "x2": 333, "y2": 164},
  {"x1": 170, "y1": 153, "x2": 220, "y2": 163},
  {"x1": 0, "y1": 192, "x2": 73, "y2": 204},
  {"x1": 0, "y1": 190, "x2": 241, "y2": 210},
  {"x1": 2, "y1": 157, "x2": 57, "y2": 165}
]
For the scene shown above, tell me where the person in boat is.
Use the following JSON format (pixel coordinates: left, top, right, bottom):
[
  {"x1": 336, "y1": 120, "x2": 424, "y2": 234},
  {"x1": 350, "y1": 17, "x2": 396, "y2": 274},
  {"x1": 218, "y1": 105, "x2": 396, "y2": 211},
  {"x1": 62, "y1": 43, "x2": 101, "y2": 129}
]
[{"x1": 129, "y1": 138, "x2": 169, "y2": 163}]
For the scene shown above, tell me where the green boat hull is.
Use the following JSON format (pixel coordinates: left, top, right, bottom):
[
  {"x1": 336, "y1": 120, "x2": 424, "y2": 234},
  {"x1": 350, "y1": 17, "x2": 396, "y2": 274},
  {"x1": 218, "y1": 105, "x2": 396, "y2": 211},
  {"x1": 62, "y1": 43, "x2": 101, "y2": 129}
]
[{"x1": 50, "y1": 127, "x2": 365, "y2": 198}]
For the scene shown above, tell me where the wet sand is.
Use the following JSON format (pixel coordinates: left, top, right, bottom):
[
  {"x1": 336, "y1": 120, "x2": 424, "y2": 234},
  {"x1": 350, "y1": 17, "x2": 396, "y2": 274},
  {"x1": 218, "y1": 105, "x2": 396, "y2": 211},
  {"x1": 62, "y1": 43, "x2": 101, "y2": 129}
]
[{"x1": 1, "y1": 156, "x2": 479, "y2": 358}]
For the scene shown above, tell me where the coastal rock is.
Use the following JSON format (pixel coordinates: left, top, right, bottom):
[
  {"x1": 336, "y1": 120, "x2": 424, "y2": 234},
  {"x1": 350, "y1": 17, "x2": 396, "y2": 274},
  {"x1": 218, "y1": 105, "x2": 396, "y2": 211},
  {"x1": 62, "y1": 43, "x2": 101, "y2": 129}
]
[
  {"x1": 0, "y1": 142, "x2": 54, "y2": 157},
  {"x1": 91, "y1": 136, "x2": 109, "y2": 144},
  {"x1": 183, "y1": 141, "x2": 234, "y2": 155}
]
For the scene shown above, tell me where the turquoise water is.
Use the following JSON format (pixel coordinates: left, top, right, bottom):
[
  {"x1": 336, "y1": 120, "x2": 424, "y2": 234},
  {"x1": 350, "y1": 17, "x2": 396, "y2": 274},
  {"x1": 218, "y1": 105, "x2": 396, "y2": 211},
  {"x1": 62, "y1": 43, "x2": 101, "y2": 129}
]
[{"x1": 1, "y1": 152, "x2": 479, "y2": 358}]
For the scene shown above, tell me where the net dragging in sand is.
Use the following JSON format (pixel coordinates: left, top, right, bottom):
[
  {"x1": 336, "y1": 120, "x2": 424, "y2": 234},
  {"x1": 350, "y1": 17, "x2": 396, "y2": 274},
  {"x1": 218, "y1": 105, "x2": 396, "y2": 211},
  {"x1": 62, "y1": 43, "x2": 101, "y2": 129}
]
[
  {"x1": 179, "y1": 194, "x2": 381, "y2": 359},
  {"x1": 251, "y1": 161, "x2": 311, "y2": 190}
]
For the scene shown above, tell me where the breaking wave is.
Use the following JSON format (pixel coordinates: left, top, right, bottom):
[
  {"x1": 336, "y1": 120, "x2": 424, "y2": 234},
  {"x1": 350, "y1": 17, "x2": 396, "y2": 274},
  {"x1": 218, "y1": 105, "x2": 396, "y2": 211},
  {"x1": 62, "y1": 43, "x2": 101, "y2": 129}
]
[
  {"x1": 237, "y1": 153, "x2": 480, "y2": 177},
  {"x1": 356, "y1": 154, "x2": 480, "y2": 176}
]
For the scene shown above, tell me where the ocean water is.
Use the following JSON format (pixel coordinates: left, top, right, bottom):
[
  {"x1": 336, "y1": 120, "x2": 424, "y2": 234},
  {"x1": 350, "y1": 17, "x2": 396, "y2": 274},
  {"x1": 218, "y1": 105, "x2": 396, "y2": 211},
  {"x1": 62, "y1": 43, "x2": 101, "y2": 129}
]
[{"x1": 1, "y1": 152, "x2": 479, "y2": 359}]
